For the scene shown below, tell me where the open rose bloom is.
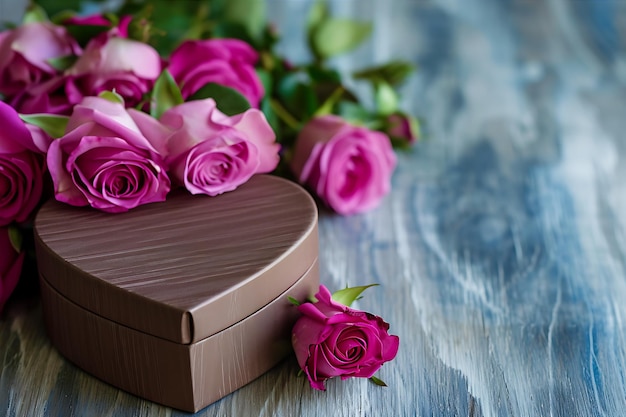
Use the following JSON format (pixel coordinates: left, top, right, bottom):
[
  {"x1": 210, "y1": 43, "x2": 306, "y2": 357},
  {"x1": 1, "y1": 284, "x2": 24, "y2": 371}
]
[
  {"x1": 47, "y1": 96, "x2": 171, "y2": 213},
  {"x1": 290, "y1": 115, "x2": 397, "y2": 215},
  {"x1": 161, "y1": 98, "x2": 279, "y2": 196},
  {"x1": 291, "y1": 285, "x2": 399, "y2": 390}
]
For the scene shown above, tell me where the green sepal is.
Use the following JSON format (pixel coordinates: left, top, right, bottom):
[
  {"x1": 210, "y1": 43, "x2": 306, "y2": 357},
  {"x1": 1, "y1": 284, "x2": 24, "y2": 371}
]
[
  {"x1": 369, "y1": 375, "x2": 388, "y2": 387},
  {"x1": 287, "y1": 296, "x2": 301, "y2": 306},
  {"x1": 297, "y1": 369, "x2": 305, "y2": 377},
  {"x1": 47, "y1": 55, "x2": 77, "y2": 72},
  {"x1": 8, "y1": 225, "x2": 23, "y2": 253},
  {"x1": 99, "y1": 90, "x2": 125, "y2": 105},
  {"x1": 188, "y1": 83, "x2": 251, "y2": 116},
  {"x1": 151, "y1": 69, "x2": 183, "y2": 119},
  {"x1": 311, "y1": 18, "x2": 372, "y2": 60},
  {"x1": 22, "y1": 4, "x2": 49, "y2": 24},
  {"x1": 19, "y1": 114, "x2": 69, "y2": 139},
  {"x1": 375, "y1": 81, "x2": 399, "y2": 116},
  {"x1": 331, "y1": 284, "x2": 379, "y2": 307},
  {"x1": 353, "y1": 60, "x2": 415, "y2": 87}
]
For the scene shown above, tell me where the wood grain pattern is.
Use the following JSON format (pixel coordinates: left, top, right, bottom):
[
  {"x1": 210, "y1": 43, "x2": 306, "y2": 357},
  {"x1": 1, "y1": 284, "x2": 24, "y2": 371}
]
[{"x1": 2, "y1": 0, "x2": 626, "y2": 416}]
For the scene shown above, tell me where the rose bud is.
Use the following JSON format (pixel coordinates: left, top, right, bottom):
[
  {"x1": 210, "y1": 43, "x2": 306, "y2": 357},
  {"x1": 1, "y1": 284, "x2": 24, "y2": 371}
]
[
  {"x1": 167, "y1": 39, "x2": 264, "y2": 107},
  {"x1": 0, "y1": 227, "x2": 25, "y2": 313},
  {"x1": 0, "y1": 101, "x2": 46, "y2": 225},
  {"x1": 291, "y1": 285, "x2": 399, "y2": 390},
  {"x1": 0, "y1": 22, "x2": 80, "y2": 97},
  {"x1": 385, "y1": 112, "x2": 420, "y2": 145},
  {"x1": 290, "y1": 115, "x2": 397, "y2": 215},
  {"x1": 47, "y1": 96, "x2": 171, "y2": 213},
  {"x1": 160, "y1": 98, "x2": 279, "y2": 196}
]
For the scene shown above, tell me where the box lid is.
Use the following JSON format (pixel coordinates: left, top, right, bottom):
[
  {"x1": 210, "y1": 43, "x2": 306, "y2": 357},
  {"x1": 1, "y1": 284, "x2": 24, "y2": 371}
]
[{"x1": 34, "y1": 175, "x2": 318, "y2": 345}]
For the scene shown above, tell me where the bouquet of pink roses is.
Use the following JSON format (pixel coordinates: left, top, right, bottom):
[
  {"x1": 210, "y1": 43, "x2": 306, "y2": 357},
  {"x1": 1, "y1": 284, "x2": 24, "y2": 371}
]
[{"x1": 0, "y1": 0, "x2": 409, "y2": 387}]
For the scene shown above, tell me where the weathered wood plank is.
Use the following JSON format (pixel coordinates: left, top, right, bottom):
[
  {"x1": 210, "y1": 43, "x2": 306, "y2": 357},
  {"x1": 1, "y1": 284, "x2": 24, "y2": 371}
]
[{"x1": 2, "y1": 0, "x2": 626, "y2": 416}]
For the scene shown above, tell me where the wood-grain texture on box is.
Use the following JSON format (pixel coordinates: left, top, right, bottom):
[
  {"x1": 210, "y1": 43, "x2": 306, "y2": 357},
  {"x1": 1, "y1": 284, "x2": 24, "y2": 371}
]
[
  {"x1": 40, "y1": 261, "x2": 319, "y2": 412},
  {"x1": 34, "y1": 175, "x2": 318, "y2": 344}
]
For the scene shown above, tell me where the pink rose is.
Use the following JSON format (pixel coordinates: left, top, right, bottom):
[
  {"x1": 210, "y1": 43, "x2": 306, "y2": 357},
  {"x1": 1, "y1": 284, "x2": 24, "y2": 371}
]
[
  {"x1": 67, "y1": 33, "x2": 161, "y2": 107},
  {"x1": 47, "y1": 96, "x2": 171, "y2": 213},
  {"x1": 64, "y1": 14, "x2": 132, "y2": 38},
  {"x1": 291, "y1": 285, "x2": 399, "y2": 390},
  {"x1": 160, "y1": 98, "x2": 279, "y2": 196},
  {"x1": 0, "y1": 22, "x2": 79, "y2": 96},
  {"x1": 9, "y1": 75, "x2": 78, "y2": 115},
  {"x1": 0, "y1": 227, "x2": 24, "y2": 313},
  {"x1": 0, "y1": 101, "x2": 46, "y2": 225},
  {"x1": 168, "y1": 39, "x2": 264, "y2": 107},
  {"x1": 290, "y1": 115, "x2": 397, "y2": 215}
]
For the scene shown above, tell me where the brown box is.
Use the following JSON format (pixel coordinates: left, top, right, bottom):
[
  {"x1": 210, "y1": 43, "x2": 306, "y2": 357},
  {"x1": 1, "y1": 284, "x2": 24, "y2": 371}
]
[{"x1": 34, "y1": 175, "x2": 319, "y2": 412}]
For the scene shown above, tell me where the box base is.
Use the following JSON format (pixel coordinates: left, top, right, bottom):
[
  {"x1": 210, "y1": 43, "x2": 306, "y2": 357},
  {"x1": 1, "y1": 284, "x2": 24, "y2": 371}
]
[{"x1": 39, "y1": 260, "x2": 318, "y2": 412}]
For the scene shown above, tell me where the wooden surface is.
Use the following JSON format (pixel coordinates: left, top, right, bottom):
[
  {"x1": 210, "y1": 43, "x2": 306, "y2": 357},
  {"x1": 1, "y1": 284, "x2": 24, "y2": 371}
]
[{"x1": 2, "y1": 0, "x2": 626, "y2": 416}]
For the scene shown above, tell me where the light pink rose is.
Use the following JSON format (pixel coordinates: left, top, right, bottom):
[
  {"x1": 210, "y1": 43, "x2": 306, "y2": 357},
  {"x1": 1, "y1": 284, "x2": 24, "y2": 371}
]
[
  {"x1": 0, "y1": 22, "x2": 79, "y2": 96},
  {"x1": 67, "y1": 33, "x2": 161, "y2": 107},
  {"x1": 160, "y1": 98, "x2": 279, "y2": 196},
  {"x1": 290, "y1": 115, "x2": 397, "y2": 215},
  {"x1": 47, "y1": 96, "x2": 171, "y2": 213},
  {"x1": 168, "y1": 39, "x2": 264, "y2": 107},
  {"x1": 0, "y1": 227, "x2": 24, "y2": 313},
  {"x1": 0, "y1": 101, "x2": 46, "y2": 225},
  {"x1": 63, "y1": 14, "x2": 132, "y2": 38},
  {"x1": 291, "y1": 285, "x2": 399, "y2": 390}
]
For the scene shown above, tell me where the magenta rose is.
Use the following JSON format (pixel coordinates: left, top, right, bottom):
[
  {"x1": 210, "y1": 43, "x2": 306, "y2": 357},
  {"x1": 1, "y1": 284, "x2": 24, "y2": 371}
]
[
  {"x1": 67, "y1": 33, "x2": 161, "y2": 107},
  {"x1": 0, "y1": 227, "x2": 24, "y2": 313},
  {"x1": 47, "y1": 96, "x2": 171, "y2": 213},
  {"x1": 0, "y1": 22, "x2": 79, "y2": 96},
  {"x1": 9, "y1": 75, "x2": 78, "y2": 115},
  {"x1": 0, "y1": 101, "x2": 46, "y2": 225},
  {"x1": 168, "y1": 39, "x2": 264, "y2": 107},
  {"x1": 291, "y1": 285, "x2": 399, "y2": 390},
  {"x1": 290, "y1": 115, "x2": 397, "y2": 215},
  {"x1": 160, "y1": 98, "x2": 279, "y2": 196}
]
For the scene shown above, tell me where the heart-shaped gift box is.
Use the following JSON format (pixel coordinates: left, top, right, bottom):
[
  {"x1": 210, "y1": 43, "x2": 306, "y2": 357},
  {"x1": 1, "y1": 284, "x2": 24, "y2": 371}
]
[{"x1": 34, "y1": 175, "x2": 319, "y2": 412}]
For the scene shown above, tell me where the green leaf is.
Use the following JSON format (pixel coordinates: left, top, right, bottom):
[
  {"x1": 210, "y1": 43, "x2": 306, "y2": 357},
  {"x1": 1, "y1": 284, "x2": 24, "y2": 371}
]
[
  {"x1": 188, "y1": 83, "x2": 251, "y2": 116},
  {"x1": 19, "y1": 114, "x2": 69, "y2": 139},
  {"x1": 256, "y1": 69, "x2": 273, "y2": 94},
  {"x1": 261, "y1": 97, "x2": 280, "y2": 133},
  {"x1": 307, "y1": 0, "x2": 329, "y2": 33},
  {"x1": 338, "y1": 101, "x2": 371, "y2": 124},
  {"x1": 8, "y1": 225, "x2": 23, "y2": 253},
  {"x1": 47, "y1": 55, "x2": 77, "y2": 72},
  {"x1": 23, "y1": 4, "x2": 49, "y2": 24},
  {"x1": 375, "y1": 81, "x2": 399, "y2": 116},
  {"x1": 151, "y1": 69, "x2": 184, "y2": 119},
  {"x1": 331, "y1": 284, "x2": 379, "y2": 307},
  {"x1": 276, "y1": 74, "x2": 318, "y2": 121},
  {"x1": 353, "y1": 60, "x2": 415, "y2": 87},
  {"x1": 312, "y1": 19, "x2": 372, "y2": 59},
  {"x1": 369, "y1": 375, "x2": 388, "y2": 387},
  {"x1": 223, "y1": 0, "x2": 266, "y2": 40},
  {"x1": 287, "y1": 296, "x2": 301, "y2": 306},
  {"x1": 99, "y1": 90, "x2": 125, "y2": 105}
]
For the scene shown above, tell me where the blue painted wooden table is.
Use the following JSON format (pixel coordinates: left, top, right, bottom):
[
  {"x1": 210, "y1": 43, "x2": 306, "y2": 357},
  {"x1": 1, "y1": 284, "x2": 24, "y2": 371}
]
[{"x1": 2, "y1": 0, "x2": 626, "y2": 416}]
